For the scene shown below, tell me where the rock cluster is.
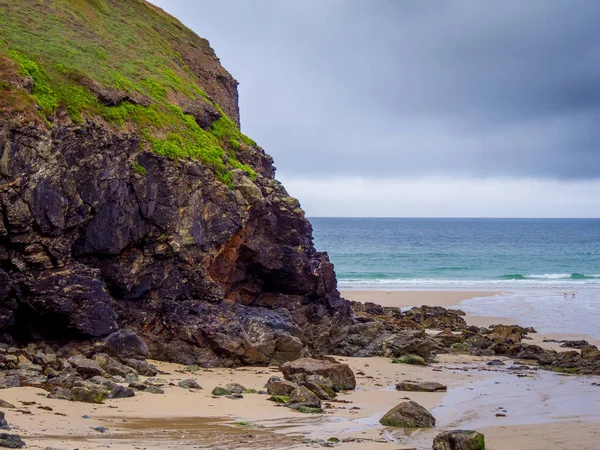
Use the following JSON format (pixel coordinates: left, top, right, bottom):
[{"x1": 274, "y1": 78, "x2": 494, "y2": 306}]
[
  {"x1": 264, "y1": 357, "x2": 357, "y2": 413},
  {"x1": 0, "y1": 331, "x2": 164, "y2": 403}
]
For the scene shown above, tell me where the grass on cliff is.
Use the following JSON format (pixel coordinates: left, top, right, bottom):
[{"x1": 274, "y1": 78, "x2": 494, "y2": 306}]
[{"x1": 0, "y1": 0, "x2": 257, "y2": 186}]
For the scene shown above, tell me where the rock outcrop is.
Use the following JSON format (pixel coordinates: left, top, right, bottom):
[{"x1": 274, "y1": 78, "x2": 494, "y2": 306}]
[{"x1": 0, "y1": 0, "x2": 352, "y2": 367}]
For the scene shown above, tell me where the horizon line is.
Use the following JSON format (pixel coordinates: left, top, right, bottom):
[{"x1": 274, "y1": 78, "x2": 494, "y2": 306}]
[{"x1": 308, "y1": 216, "x2": 600, "y2": 220}]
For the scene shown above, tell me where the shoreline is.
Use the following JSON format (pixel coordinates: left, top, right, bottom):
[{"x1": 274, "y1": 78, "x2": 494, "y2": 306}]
[
  {"x1": 341, "y1": 289, "x2": 600, "y2": 346},
  {"x1": 1, "y1": 289, "x2": 598, "y2": 449}
]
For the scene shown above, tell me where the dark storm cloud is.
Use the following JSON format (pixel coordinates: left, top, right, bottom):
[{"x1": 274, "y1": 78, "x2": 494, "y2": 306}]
[{"x1": 151, "y1": 0, "x2": 600, "y2": 180}]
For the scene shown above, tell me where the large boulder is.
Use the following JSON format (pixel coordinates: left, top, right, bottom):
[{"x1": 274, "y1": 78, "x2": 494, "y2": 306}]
[
  {"x1": 280, "y1": 358, "x2": 356, "y2": 391},
  {"x1": 103, "y1": 329, "x2": 148, "y2": 361},
  {"x1": 379, "y1": 401, "x2": 435, "y2": 428},
  {"x1": 433, "y1": 429, "x2": 485, "y2": 450}
]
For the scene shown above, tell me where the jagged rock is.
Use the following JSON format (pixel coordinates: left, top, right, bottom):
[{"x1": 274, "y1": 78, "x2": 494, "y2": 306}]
[
  {"x1": 0, "y1": 0, "x2": 352, "y2": 368},
  {"x1": 379, "y1": 401, "x2": 435, "y2": 428},
  {"x1": 560, "y1": 340, "x2": 592, "y2": 349},
  {"x1": 178, "y1": 379, "x2": 202, "y2": 389},
  {"x1": 108, "y1": 385, "x2": 135, "y2": 399},
  {"x1": 434, "y1": 329, "x2": 463, "y2": 346},
  {"x1": 88, "y1": 376, "x2": 117, "y2": 390},
  {"x1": 128, "y1": 382, "x2": 147, "y2": 391},
  {"x1": 125, "y1": 359, "x2": 157, "y2": 377},
  {"x1": 280, "y1": 358, "x2": 356, "y2": 391},
  {"x1": 287, "y1": 385, "x2": 321, "y2": 410},
  {"x1": 67, "y1": 356, "x2": 104, "y2": 378},
  {"x1": 302, "y1": 375, "x2": 336, "y2": 400},
  {"x1": 70, "y1": 386, "x2": 107, "y2": 404},
  {"x1": 433, "y1": 429, "x2": 485, "y2": 450},
  {"x1": 581, "y1": 347, "x2": 600, "y2": 360},
  {"x1": 487, "y1": 324, "x2": 529, "y2": 344},
  {"x1": 265, "y1": 376, "x2": 297, "y2": 396},
  {"x1": 47, "y1": 387, "x2": 72, "y2": 400},
  {"x1": 103, "y1": 329, "x2": 149, "y2": 360},
  {"x1": 389, "y1": 330, "x2": 434, "y2": 359},
  {"x1": 93, "y1": 353, "x2": 135, "y2": 378},
  {"x1": 403, "y1": 306, "x2": 467, "y2": 331},
  {"x1": 0, "y1": 412, "x2": 9, "y2": 430},
  {"x1": 0, "y1": 433, "x2": 24, "y2": 448},
  {"x1": 395, "y1": 381, "x2": 447, "y2": 392}
]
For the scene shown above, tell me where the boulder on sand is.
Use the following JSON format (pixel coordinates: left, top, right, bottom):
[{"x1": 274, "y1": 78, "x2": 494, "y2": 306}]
[
  {"x1": 395, "y1": 380, "x2": 447, "y2": 392},
  {"x1": 379, "y1": 400, "x2": 435, "y2": 428},
  {"x1": 432, "y1": 429, "x2": 485, "y2": 450},
  {"x1": 280, "y1": 358, "x2": 356, "y2": 391}
]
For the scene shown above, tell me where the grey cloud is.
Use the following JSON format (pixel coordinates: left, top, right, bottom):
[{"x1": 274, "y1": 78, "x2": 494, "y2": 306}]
[{"x1": 150, "y1": 0, "x2": 600, "y2": 180}]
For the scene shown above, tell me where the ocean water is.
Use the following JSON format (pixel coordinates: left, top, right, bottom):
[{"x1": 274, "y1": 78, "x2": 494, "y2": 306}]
[{"x1": 310, "y1": 218, "x2": 600, "y2": 337}]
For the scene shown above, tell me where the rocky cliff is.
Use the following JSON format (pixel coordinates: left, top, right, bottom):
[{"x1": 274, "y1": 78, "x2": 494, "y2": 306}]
[{"x1": 0, "y1": 0, "x2": 351, "y2": 366}]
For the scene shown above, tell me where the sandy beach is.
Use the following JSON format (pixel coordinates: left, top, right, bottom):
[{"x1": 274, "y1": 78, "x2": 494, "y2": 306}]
[{"x1": 1, "y1": 290, "x2": 598, "y2": 450}]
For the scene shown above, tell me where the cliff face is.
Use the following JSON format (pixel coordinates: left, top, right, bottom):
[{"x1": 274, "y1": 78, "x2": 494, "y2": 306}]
[{"x1": 0, "y1": 0, "x2": 351, "y2": 366}]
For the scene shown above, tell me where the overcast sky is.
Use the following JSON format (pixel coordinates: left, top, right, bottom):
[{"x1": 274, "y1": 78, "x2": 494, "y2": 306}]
[{"x1": 151, "y1": 0, "x2": 599, "y2": 217}]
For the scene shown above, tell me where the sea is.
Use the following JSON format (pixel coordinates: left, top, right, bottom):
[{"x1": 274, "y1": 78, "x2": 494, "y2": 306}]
[{"x1": 310, "y1": 218, "x2": 600, "y2": 338}]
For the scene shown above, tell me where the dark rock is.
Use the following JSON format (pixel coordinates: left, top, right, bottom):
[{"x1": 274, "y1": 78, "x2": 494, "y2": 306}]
[
  {"x1": 0, "y1": 433, "x2": 24, "y2": 448},
  {"x1": 0, "y1": 412, "x2": 9, "y2": 430},
  {"x1": 389, "y1": 330, "x2": 434, "y2": 359},
  {"x1": 70, "y1": 386, "x2": 106, "y2": 404},
  {"x1": 178, "y1": 379, "x2": 202, "y2": 389},
  {"x1": 395, "y1": 381, "x2": 447, "y2": 392},
  {"x1": 128, "y1": 382, "x2": 147, "y2": 391},
  {"x1": 0, "y1": 112, "x2": 352, "y2": 366},
  {"x1": 47, "y1": 387, "x2": 72, "y2": 400},
  {"x1": 67, "y1": 355, "x2": 104, "y2": 378},
  {"x1": 211, "y1": 387, "x2": 231, "y2": 396},
  {"x1": 280, "y1": 358, "x2": 356, "y2": 391},
  {"x1": 225, "y1": 383, "x2": 246, "y2": 394},
  {"x1": 287, "y1": 385, "x2": 321, "y2": 410},
  {"x1": 108, "y1": 385, "x2": 135, "y2": 399},
  {"x1": 104, "y1": 329, "x2": 148, "y2": 360},
  {"x1": 0, "y1": 378, "x2": 18, "y2": 389},
  {"x1": 91, "y1": 426, "x2": 108, "y2": 433},
  {"x1": 265, "y1": 376, "x2": 297, "y2": 396},
  {"x1": 392, "y1": 354, "x2": 426, "y2": 365},
  {"x1": 125, "y1": 359, "x2": 157, "y2": 377},
  {"x1": 487, "y1": 360, "x2": 505, "y2": 366},
  {"x1": 0, "y1": 401, "x2": 14, "y2": 409},
  {"x1": 182, "y1": 101, "x2": 222, "y2": 130},
  {"x1": 379, "y1": 400, "x2": 435, "y2": 428},
  {"x1": 560, "y1": 340, "x2": 592, "y2": 349},
  {"x1": 433, "y1": 429, "x2": 485, "y2": 450},
  {"x1": 403, "y1": 306, "x2": 467, "y2": 331},
  {"x1": 144, "y1": 385, "x2": 164, "y2": 394}
]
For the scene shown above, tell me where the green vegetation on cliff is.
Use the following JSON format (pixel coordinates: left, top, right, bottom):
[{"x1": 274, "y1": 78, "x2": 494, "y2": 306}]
[{"x1": 0, "y1": 0, "x2": 257, "y2": 185}]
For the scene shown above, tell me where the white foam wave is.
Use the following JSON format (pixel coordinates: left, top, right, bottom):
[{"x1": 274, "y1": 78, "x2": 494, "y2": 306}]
[{"x1": 338, "y1": 277, "x2": 600, "y2": 290}]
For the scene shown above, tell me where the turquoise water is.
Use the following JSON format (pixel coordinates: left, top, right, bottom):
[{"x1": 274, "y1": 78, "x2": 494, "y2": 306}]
[{"x1": 310, "y1": 218, "x2": 600, "y2": 289}]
